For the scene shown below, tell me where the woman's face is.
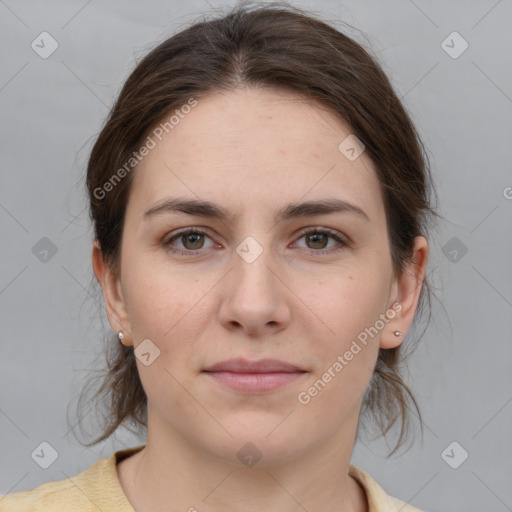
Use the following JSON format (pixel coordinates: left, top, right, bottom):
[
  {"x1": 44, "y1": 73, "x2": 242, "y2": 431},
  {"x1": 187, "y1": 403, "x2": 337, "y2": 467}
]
[{"x1": 96, "y1": 87, "x2": 427, "y2": 465}]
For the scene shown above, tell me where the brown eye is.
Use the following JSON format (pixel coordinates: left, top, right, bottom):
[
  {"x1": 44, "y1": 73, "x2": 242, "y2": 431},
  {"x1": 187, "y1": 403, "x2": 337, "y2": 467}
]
[
  {"x1": 294, "y1": 227, "x2": 348, "y2": 255},
  {"x1": 305, "y1": 232, "x2": 329, "y2": 250},
  {"x1": 181, "y1": 232, "x2": 204, "y2": 250},
  {"x1": 163, "y1": 228, "x2": 215, "y2": 255}
]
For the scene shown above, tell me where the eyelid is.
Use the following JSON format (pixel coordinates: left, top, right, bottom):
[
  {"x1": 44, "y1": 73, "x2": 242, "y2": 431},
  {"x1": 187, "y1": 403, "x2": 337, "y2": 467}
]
[
  {"x1": 291, "y1": 226, "x2": 349, "y2": 253},
  {"x1": 162, "y1": 225, "x2": 349, "y2": 256},
  {"x1": 294, "y1": 225, "x2": 349, "y2": 243},
  {"x1": 162, "y1": 227, "x2": 215, "y2": 248}
]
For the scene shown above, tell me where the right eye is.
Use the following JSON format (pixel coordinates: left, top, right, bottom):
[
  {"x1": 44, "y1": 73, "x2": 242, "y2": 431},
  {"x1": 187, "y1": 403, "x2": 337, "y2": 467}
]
[{"x1": 163, "y1": 228, "x2": 218, "y2": 256}]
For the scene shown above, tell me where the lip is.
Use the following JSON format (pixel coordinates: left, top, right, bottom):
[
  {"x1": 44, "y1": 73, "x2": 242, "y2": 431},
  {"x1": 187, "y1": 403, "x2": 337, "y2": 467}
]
[
  {"x1": 203, "y1": 358, "x2": 307, "y2": 393},
  {"x1": 203, "y1": 358, "x2": 304, "y2": 373}
]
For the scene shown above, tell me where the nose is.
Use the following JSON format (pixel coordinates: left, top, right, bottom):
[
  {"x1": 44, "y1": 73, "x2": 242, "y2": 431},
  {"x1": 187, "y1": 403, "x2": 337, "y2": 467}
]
[{"x1": 218, "y1": 243, "x2": 291, "y2": 337}]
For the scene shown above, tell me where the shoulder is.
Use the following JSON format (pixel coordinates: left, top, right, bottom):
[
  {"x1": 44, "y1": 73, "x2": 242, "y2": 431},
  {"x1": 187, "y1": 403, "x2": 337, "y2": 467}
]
[
  {"x1": 0, "y1": 466, "x2": 98, "y2": 511},
  {"x1": 0, "y1": 446, "x2": 142, "y2": 512},
  {"x1": 349, "y1": 464, "x2": 425, "y2": 512}
]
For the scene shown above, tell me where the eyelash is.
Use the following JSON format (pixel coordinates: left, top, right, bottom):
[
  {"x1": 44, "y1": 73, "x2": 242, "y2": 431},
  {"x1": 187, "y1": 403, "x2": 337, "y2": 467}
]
[{"x1": 162, "y1": 226, "x2": 348, "y2": 257}]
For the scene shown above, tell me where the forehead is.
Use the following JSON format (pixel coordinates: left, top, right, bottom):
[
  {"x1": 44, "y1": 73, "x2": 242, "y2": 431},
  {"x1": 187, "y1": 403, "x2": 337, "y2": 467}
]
[{"x1": 129, "y1": 87, "x2": 385, "y2": 223}]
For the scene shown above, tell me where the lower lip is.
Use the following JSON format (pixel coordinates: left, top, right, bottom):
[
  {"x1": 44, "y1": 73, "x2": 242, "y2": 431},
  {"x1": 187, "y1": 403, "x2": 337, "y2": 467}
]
[{"x1": 204, "y1": 371, "x2": 306, "y2": 392}]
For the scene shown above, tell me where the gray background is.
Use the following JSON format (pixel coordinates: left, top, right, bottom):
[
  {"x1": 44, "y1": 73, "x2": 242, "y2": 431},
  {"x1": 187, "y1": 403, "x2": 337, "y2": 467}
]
[{"x1": 1, "y1": 1, "x2": 511, "y2": 511}]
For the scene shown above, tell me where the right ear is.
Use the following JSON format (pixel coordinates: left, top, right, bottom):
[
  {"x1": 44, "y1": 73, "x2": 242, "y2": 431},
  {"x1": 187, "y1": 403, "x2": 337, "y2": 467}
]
[{"x1": 92, "y1": 240, "x2": 132, "y2": 345}]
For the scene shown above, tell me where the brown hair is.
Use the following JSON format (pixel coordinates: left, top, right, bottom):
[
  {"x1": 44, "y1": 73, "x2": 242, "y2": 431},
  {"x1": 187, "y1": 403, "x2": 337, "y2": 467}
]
[{"x1": 78, "y1": 0, "x2": 439, "y2": 455}]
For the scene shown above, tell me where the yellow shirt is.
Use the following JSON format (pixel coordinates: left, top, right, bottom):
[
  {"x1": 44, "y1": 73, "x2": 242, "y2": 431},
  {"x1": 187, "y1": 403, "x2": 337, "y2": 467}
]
[{"x1": 0, "y1": 444, "x2": 423, "y2": 511}]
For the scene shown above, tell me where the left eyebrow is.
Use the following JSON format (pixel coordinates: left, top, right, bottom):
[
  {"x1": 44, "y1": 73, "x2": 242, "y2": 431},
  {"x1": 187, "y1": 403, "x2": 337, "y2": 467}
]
[{"x1": 142, "y1": 197, "x2": 370, "y2": 223}]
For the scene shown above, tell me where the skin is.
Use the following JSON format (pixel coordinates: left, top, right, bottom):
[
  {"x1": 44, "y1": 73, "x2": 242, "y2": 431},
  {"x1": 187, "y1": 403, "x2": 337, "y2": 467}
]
[{"x1": 93, "y1": 87, "x2": 428, "y2": 512}]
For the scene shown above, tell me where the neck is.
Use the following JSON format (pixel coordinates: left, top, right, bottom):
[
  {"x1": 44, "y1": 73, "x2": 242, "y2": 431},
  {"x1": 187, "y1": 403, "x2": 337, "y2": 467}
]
[{"x1": 117, "y1": 411, "x2": 368, "y2": 512}]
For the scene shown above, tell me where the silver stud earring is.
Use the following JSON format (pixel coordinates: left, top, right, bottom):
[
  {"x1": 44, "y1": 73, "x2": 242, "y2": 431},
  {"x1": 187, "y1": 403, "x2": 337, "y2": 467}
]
[
  {"x1": 394, "y1": 331, "x2": 402, "y2": 337},
  {"x1": 118, "y1": 331, "x2": 125, "y2": 343}
]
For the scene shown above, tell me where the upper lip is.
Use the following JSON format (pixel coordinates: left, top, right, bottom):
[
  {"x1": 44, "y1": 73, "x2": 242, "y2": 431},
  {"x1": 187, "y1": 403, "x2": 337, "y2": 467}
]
[{"x1": 203, "y1": 358, "x2": 305, "y2": 373}]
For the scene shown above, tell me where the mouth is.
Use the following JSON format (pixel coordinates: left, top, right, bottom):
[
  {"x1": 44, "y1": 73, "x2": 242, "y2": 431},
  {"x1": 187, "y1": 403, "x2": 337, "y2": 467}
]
[{"x1": 202, "y1": 358, "x2": 307, "y2": 393}]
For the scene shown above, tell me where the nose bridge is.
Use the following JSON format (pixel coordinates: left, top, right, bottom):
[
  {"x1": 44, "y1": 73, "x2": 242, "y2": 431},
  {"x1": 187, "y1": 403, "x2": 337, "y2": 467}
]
[
  {"x1": 217, "y1": 232, "x2": 290, "y2": 333},
  {"x1": 232, "y1": 234, "x2": 278, "y2": 300}
]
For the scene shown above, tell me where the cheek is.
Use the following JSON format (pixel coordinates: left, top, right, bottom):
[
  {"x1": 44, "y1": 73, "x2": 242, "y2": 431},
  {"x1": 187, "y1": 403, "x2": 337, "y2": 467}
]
[
  {"x1": 121, "y1": 246, "x2": 190, "y2": 328},
  {"x1": 122, "y1": 260, "x2": 215, "y2": 371},
  {"x1": 297, "y1": 355, "x2": 376, "y2": 435},
  {"x1": 304, "y1": 269, "x2": 389, "y2": 343},
  {"x1": 298, "y1": 286, "x2": 381, "y2": 418},
  {"x1": 298, "y1": 266, "x2": 388, "y2": 396}
]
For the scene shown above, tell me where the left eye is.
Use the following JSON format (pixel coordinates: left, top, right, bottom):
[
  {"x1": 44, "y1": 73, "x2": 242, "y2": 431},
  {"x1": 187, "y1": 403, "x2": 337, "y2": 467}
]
[
  {"x1": 163, "y1": 227, "x2": 347, "y2": 256},
  {"x1": 293, "y1": 228, "x2": 347, "y2": 254}
]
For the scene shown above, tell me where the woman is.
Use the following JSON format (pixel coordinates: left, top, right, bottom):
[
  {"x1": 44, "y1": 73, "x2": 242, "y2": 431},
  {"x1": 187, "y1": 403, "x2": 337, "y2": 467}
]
[{"x1": 1, "y1": 2, "x2": 436, "y2": 510}]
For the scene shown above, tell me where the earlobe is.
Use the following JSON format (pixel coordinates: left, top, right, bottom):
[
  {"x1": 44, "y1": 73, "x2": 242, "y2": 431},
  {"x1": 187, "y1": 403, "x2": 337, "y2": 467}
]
[
  {"x1": 380, "y1": 327, "x2": 404, "y2": 349},
  {"x1": 379, "y1": 302, "x2": 406, "y2": 349},
  {"x1": 380, "y1": 236, "x2": 429, "y2": 350},
  {"x1": 92, "y1": 240, "x2": 131, "y2": 342}
]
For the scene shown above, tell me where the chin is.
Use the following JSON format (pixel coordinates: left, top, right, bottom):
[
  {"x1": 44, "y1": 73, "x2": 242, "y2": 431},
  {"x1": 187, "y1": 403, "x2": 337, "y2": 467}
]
[{"x1": 198, "y1": 415, "x2": 309, "y2": 468}]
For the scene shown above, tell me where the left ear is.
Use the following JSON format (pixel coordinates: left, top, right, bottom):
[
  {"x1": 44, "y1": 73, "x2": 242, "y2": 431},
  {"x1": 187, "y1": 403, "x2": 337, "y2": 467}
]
[{"x1": 380, "y1": 235, "x2": 429, "y2": 349}]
